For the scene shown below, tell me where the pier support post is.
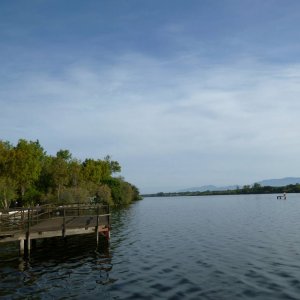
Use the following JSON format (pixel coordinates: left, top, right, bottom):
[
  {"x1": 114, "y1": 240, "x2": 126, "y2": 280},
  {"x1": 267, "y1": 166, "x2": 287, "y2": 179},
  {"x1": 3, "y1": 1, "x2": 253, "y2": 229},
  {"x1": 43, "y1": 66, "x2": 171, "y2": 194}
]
[
  {"x1": 62, "y1": 206, "x2": 66, "y2": 238},
  {"x1": 25, "y1": 237, "x2": 31, "y2": 256},
  {"x1": 20, "y1": 239, "x2": 25, "y2": 255},
  {"x1": 96, "y1": 206, "x2": 99, "y2": 246},
  {"x1": 25, "y1": 207, "x2": 31, "y2": 256},
  {"x1": 104, "y1": 227, "x2": 110, "y2": 241}
]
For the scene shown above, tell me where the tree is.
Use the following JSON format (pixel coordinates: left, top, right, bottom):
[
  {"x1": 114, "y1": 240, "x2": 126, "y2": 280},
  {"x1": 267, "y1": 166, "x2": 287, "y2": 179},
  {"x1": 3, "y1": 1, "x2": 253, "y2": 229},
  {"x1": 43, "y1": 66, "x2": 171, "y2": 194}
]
[
  {"x1": 11, "y1": 139, "x2": 45, "y2": 204},
  {"x1": 130, "y1": 184, "x2": 142, "y2": 201},
  {"x1": 82, "y1": 159, "x2": 111, "y2": 184},
  {"x1": 56, "y1": 149, "x2": 72, "y2": 161},
  {"x1": 103, "y1": 177, "x2": 137, "y2": 205},
  {"x1": 252, "y1": 183, "x2": 262, "y2": 193},
  {"x1": 94, "y1": 184, "x2": 113, "y2": 205},
  {"x1": 60, "y1": 186, "x2": 90, "y2": 204},
  {"x1": 0, "y1": 139, "x2": 141, "y2": 206},
  {"x1": 0, "y1": 177, "x2": 17, "y2": 209},
  {"x1": 37, "y1": 155, "x2": 53, "y2": 194},
  {"x1": 104, "y1": 155, "x2": 121, "y2": 173},
  {"x1": 0, "y1": 141, "x2": 17, "y2": 208},
  {"x1": 120, "y1": 181, "x2": 134, "y2": 205},
  {"x1": 49, "y1": 150, "x2": 72, "y2": 201},
  {"x1": 242, "y1": 185, "x2": 251, "y2": 194},
  {"x1": 68, "y1": 159, "x2": 82, "y2": 187}
]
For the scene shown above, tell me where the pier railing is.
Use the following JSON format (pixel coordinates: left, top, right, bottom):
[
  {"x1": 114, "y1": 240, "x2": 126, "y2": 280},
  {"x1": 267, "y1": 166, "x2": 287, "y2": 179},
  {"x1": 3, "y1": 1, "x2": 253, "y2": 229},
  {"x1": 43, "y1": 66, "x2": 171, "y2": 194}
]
[
  {"x1": 0, "y1": 203, "x2": 111, "y2": 256},
  {"x1": 0, "y1": 203, "x2": 110, "y2": 235}
]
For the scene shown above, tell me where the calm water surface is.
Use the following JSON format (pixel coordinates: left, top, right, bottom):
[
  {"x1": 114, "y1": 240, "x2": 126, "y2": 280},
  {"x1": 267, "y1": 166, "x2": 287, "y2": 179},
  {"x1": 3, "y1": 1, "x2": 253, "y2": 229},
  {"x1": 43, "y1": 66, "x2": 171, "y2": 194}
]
[{"x1": 1, "y1": 194, "x2": 300, "y2": 299}]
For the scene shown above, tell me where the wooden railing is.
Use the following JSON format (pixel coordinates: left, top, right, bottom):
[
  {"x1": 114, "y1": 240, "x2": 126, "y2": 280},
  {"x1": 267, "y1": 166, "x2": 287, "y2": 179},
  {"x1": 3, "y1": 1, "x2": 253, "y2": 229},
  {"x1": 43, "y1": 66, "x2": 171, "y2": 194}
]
[{"x1": 0, "y1": 203, "x2": 110, "y2": 234}]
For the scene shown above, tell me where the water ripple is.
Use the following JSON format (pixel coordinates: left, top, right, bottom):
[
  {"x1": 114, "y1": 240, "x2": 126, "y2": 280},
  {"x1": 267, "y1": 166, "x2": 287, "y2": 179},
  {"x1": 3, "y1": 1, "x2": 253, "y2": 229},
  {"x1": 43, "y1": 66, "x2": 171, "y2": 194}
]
[{"x1": 2, "y1": 195, "x2": 300, "y2": 299}]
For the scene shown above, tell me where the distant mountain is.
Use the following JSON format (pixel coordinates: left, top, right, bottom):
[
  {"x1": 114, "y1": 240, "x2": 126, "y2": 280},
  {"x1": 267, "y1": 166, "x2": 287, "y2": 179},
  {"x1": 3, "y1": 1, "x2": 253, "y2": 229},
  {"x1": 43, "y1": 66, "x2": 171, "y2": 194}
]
[
  {"x1": 257, "y1": 177, "x2": 300, "y2": 187},
  {"x1": 178, "y1": 185, "x2": 238, "y2": 193},
  {"x1": 179, "y1": 177, "x2": 300, "y2": 193}
]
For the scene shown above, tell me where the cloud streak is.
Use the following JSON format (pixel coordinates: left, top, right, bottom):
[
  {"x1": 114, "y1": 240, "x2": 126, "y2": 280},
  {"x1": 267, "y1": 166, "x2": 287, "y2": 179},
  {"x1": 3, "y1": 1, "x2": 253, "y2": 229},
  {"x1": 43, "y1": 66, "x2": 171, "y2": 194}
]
[{"x1": 1, "y1": 52, "x2": 300, "y2": 192}]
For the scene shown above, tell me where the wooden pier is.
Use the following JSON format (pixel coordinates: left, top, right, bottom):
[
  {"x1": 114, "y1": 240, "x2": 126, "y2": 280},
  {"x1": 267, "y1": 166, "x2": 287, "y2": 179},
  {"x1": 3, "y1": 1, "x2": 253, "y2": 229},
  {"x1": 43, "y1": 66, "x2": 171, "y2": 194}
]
[{"x1": 0, "y1": 204, "x2": 110, "y2": 256}]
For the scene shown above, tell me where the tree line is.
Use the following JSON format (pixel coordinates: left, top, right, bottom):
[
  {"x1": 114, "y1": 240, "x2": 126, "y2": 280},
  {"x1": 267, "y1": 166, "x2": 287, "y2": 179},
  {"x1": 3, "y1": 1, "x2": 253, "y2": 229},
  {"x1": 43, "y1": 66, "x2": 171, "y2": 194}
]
[
  {"x1": 0, "y1": 139, "x2": 141, "y2": 209},
  {"x1": 143, "y1": 182, "x2": 300, "y2": 197}
]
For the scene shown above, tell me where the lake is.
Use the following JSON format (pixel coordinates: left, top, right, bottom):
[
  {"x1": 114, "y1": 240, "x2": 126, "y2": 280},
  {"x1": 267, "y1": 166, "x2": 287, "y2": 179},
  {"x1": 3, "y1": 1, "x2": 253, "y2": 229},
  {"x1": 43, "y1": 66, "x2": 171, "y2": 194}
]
[{"x1": 1, "y1": 194, "x2": 300, "y2": 299}]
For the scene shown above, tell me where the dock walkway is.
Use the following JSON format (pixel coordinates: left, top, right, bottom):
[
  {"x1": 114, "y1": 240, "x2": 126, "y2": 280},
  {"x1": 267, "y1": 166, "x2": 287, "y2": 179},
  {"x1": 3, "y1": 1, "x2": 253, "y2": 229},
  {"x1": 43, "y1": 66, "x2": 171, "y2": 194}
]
[{"x1": 0, "y1": 204, "x2": 110, "y2": 255}]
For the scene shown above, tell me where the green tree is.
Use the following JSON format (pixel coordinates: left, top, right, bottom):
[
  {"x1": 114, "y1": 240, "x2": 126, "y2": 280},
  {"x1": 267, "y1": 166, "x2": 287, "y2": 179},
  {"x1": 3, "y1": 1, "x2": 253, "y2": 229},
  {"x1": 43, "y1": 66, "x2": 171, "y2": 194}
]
[
  {"x1": 60, "y1": 186, "x2": 90, "y2": 204},
  {"x1": 95, "y1": 184, "x2": 113, "y2": 205},
  {"x1": 242, "y1": 185, "x2": 251, "y2": 194},
  {"x1": 0, "y1": 139, "x2": 140, "y2": 207},
  {"x1": 12, "y1": 139, "x2": 45, "y2": 204},
  {"x1": 82, "y1": 159, "x2": 111, "y2": 184},
  {"x1": 56, "y1": 149, "x2": 72, "y2": 161},
  {"x1": 0, "y1": 177, "x2": 17, "y2": 209},
  {"x1": 120, "y1": 181, "x2": 134, "y2": 205},
  {"x1": 103, "y1": 177, "x2": 138, "y2": 206},
  {"x1": 37, "y1": 155, "x2": 53, "y2": 194},
  {"x1": 104, "y1": 155, "x2": 121, "y2": 174},
  {"x1": 252, "y1": 183, "x2": 262, "y2": 193},
  {"x1": 130, "y1": 184, "x2": 142, "y2": 201},
  {"x1": 68, "y1": 159, "x2": 82, "y2": 187},
  {"x1": 0, "y1": 141, "x2": 17, "y2": 208},
  {"x1": 49, "y1": 150, "x2": 71, "y2": 201},
  {"x1": 23, "y1": 186, "x2": 42, "y2": 206}
]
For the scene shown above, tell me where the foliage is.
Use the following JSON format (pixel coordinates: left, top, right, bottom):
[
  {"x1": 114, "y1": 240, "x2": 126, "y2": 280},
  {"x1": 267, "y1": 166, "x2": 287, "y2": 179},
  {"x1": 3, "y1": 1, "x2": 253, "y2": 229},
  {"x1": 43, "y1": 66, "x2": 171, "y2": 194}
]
[
  {"x1": 102, "y1": 178, "x2": 142, "y2": 205},
  {"x1": 12, "y1": 139, "x2": 45, "y2": 202},
  {"x1": 59, "y1": 187, "x2": 90, "y2": 204},
  {"x1": 143, "y1": 183, "x2": 300, "y2": 198},
  {"x1": 104, "y1": 155, "x2": 121, "y2": 174},
  {"x1": 93, "y1": 184, "x2": 113, "y2": 205},
  {"x1": 0, "y1": 177, "x2": 17, "y2": 209},
  {"x1": 0, "y1": 139, "x2": 140, "y2": 208},
  {"x1": 0, "y1": 141, "x2": 17, "y2": 208},
  {"x1": 82, "y1": 159, "x2": 111, "y2": 184},
  {"x1": 49, "y1": 151, "x2": 70, "y2": 201},
  {"x1": 23, "y1": 186, "x2": 42, "y2": 207}
]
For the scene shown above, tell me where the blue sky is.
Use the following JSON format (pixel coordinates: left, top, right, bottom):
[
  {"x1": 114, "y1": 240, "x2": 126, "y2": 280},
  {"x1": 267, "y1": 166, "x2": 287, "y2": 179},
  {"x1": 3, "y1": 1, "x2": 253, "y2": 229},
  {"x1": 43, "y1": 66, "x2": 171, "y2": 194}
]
[{"x1": 1, "y1": 1, "x2": 300, "y2": 193}]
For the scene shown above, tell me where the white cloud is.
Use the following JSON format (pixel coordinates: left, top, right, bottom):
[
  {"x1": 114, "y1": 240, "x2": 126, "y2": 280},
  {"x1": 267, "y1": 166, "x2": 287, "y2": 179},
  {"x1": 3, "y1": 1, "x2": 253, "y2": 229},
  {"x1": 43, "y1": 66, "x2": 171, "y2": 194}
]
[{"x1": 1, "y1": 54, "x2": 300, "y2": 192}]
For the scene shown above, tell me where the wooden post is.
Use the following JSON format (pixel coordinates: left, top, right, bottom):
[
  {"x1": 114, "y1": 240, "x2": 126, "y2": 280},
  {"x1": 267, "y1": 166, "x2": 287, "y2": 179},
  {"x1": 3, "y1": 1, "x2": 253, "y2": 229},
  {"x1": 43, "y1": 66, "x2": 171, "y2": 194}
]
[
  {"x1": 62, "y1": 206, "x2": 66, "y2": 238},
  {"x1": 106, "y1": 205, "x2": 110, "y2": 241},
  {"x1": 36, "y1": 206, "x2": 39, "y2": 224},
  {"x1": 96, "y1": 205, "x2": 99, "y2": 246},
  {"x1": 20, "y1": 239, "x2": 25, "y2": 255},
  {"x1": 25, "y1": 207, "x2": 31, "y2": 256},
  {"x1": 107, "y1": 205, "x2": 110, "y2": 226},
  {"x1": 26, "y1": 237, "x2": 31, "y2": 255}
]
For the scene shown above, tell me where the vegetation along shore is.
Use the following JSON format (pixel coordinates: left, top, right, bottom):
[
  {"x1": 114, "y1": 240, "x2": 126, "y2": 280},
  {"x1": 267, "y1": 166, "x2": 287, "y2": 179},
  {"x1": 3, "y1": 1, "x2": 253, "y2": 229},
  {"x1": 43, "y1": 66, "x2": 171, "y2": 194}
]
[
  {"x1": 0, "y1": 139, "x2": 141, "y2": 209},
  {"x1": 143, "y1": 183, "x2": 300, "y2": 198}
]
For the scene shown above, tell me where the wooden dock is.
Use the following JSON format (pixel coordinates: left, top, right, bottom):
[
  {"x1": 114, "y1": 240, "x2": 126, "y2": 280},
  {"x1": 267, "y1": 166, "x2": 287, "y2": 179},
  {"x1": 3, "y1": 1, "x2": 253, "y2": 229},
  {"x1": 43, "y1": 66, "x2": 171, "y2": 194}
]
[{"x1": 0, "y1": 204, "x2": 110, "y2": 256}]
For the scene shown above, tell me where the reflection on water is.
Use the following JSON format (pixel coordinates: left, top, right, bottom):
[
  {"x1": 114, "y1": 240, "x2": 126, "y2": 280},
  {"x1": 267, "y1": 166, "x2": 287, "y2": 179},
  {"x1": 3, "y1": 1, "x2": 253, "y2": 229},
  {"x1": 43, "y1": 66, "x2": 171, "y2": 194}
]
[
  {"x1": 0, "y1": 234, "x2": 113, "y2": 299},
  {"x1": 2, "y1": 195, "x2": 300, "y2": 299}
]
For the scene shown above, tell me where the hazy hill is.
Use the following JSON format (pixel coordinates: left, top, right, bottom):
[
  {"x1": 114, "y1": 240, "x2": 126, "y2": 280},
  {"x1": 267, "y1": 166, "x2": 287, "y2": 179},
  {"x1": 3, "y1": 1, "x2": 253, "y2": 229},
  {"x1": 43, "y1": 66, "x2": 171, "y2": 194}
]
[
  {"x1": 179, "y1": 177, "x2": 300, "y2": 193},
  {"x1": 258, "y1": 177, "x2": 300, "y2": 187},
  {"x1": 178, "y1": 185, "x2": 238, "y2": 193}
]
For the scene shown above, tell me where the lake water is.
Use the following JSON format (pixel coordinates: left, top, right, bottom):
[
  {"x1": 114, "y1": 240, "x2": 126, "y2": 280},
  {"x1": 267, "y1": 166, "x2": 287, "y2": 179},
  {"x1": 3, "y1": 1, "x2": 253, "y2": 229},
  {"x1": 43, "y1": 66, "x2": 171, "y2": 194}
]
[{"x1": 1, "y1": 194, "x2": 300, "y2": 299}]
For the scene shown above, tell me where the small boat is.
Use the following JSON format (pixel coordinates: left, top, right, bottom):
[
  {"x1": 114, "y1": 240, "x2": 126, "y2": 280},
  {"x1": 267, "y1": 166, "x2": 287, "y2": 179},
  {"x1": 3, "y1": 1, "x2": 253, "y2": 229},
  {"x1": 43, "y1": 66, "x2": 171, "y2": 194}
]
[{"x1": 277, "y1": 193, "x2": 287, "y2": 200}]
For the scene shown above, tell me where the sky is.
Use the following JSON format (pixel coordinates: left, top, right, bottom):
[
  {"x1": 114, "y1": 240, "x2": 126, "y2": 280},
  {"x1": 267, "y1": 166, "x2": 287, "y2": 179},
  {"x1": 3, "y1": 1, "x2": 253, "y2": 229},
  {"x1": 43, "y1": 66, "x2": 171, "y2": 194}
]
[{"x1": 1, "y1": 0, "x2": 300, "y2": 193}]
